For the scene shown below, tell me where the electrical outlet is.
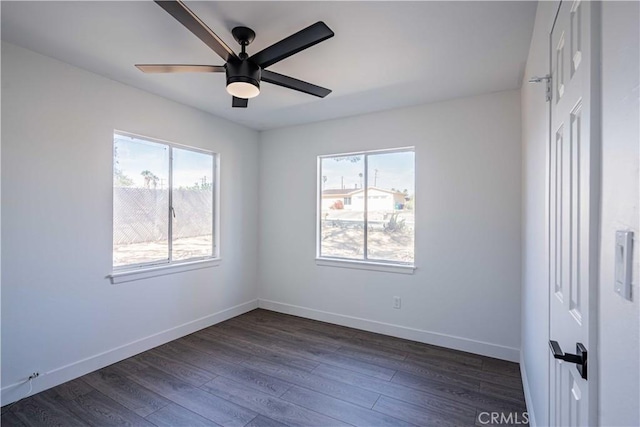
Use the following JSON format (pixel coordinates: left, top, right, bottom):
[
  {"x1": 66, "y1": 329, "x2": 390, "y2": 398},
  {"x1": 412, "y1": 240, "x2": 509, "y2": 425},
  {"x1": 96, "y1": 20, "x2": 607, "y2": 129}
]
[
  {"x1": 393, "y1": 296, "x2": 401, "y2": 309},
  {"x1": 28, "y1": 372, "x2": 40, "y2": 380}
]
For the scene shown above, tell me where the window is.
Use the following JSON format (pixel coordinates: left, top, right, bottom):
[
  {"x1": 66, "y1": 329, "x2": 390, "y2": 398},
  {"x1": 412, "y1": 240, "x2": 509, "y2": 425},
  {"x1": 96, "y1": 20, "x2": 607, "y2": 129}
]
[
  {"x1": 113, "y1": 132, "x2": 217, "y2": 271},
  {"x1": 318, "y1": 148, "x2": 415, "y2": 266}
]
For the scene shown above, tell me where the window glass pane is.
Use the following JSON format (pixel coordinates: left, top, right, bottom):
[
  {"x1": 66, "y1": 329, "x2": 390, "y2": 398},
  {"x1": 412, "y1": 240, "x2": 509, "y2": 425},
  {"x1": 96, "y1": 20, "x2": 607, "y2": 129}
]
[
  {"x1": 366, "y1": 151, "x2": 415, "y2": 264},
  {"x1": 113, "y1": 135, "x2": 169, "y2": 267},
  {"x1": 172, "y1": 148, "x2": 214, "y2": 261},
  {"x1": 320, "y1": 155, "x2": 365, "y2": 259}
]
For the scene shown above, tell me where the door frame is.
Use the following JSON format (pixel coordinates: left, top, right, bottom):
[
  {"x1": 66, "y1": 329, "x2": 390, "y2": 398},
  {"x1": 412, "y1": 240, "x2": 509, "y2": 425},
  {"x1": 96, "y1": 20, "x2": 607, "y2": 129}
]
[{"x1": 546, "y1": 1, "x2": 601, "y2": 425}]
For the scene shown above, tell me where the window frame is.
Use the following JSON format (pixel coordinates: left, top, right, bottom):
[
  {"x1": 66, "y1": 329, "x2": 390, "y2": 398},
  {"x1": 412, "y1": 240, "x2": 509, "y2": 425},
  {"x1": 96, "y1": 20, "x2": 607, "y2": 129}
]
[
  {"x1": 316, "y1": 147, "x2": 416, "y2": 273},
  {"x1": 110, "y1": 131, "x2": 220, "y2": 280}
]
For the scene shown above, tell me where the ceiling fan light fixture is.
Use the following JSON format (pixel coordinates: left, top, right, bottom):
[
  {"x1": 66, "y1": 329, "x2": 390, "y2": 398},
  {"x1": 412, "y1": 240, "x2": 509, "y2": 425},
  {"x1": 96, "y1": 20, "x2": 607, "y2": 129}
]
[
  {"x1": 226, "y1": 60, "x2": 261, "y2": 99},
  {"x1": 226, "y1": 79, "x2": 260, "y2": 99}
]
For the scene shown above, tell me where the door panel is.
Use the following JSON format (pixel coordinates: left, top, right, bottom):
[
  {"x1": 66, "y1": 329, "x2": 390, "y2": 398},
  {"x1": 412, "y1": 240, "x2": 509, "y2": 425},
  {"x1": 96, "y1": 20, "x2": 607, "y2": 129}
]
[{"x1": 549, "y1": 0, "x2": 598, "y2": 425}]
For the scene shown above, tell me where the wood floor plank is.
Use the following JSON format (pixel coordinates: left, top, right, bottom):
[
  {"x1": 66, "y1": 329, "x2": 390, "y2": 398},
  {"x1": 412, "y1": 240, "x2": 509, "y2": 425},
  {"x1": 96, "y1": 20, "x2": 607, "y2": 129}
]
[
  {"x1": 234, "y1": 316, "x2": 320, "y2": 333},
  {"x1": 146, "y1": 403, "x2": 222, "y2": 427},
  {"x1": 155, "y1": 341, "x2": 237, "y2": 374},
  {"x1": 281, "y1": 385, "x2": 415, "y2": 426},
  {"x1": 128, "y1": 366, "x2": 194, "y2": 399},
  {"x1": 209, "y1": 324, "x2": 372, "y2": 376},
  {"x1": 228, "y1": 317, "x2": 343, "y2": 352},
  {"x1": 201, "y1": 376, "x2": 351, "y2": 427},
  {"x1": 334, "y1": 340, "x2": 409, "y2": 361},
  {"x1": 354, "y1": 330, "x2": 484, "y2": 367},
  {"x1": 401, "y1": 352, "x2": 523, "y2": 390},
  {"x1": 384, "y1": 344, "x2": 483, "y2": 370},
  {"x1": 82, "y1": 369, "x2": 171, "y2": 417},
  {"x1": 392, "y1": 371, "x2": 527, "y2": 414},
  {"x1": 11, "y1": 392, "x2": 86, "y2": 427},
  {"x1": 129, "y1": 367, "x2": 257, "y2": 427},
  {"x1": 481, "y1": 358, "x2": 521, "y2": 378},
  {"x1": 459, "y1": 369, "x2": 523, "y2": 391},
  {"x1": 40, "y1": 378, "x2": 93, "y2": 402},
  {"x1": 102, "y1": 355, "x2": 150, "y2": 377},
  {"x1": 373, "y1": 395, "x2": 465, "y2": 427},
  {"x1": 314, "y1": 352, "x2": 398, "y2": 380},
  {"x1": 312, "y1": 363, "x2": 477, "y2": 421},
  {"x1": 300, "y1": 320, "x2": 360, "y2": 339},
  {"x1": 474, "y1": 372, "x2": 522, "y2": 391},
  {"x1": 1, "y1": 410, "x2": 27, "y2": 427},
  {"x1": 199, "y1": 329, "x2": 320, "y2": 372},
  {"x1": 60, "y1": 389, "x2": 156, "y2": 426},
  {"x1": 399, "y1": 344, "x2": 484, "y2": 368},
  {"x1": 155, "y1": 341, "x2": 293, "y2": 397},
  {"x1": 246, "y1": 314, "x2": 394, "y2": 361},
  {"x1": 178, "y1": 334, "x2": 251, "y2": 363},
  {"x1": 336, "y1": 346, "x2": 480, "y2": 388},
  {"x1": 214, "y1": 322, "x2": 337, "y2": 356},
  {"x1": 241, "y1": 356, "x2": 380, "y2": 408},
  {"x1": 293, "y1": 327, "x2": 410, "y2": 361},
  {"x1": 244, "y1": 415, "x2": 289, "y2": 427},
  {"x1": 242, "y1": 310, "x2": 355, "y2": 339},
  {"x1": 218, "y1": 323, "x2": 397, "y2": 380},
  {"x1": 155, "y1": 340, "x2": 236, "y2": 370},
  {"x1": 236, "y1": 312, "x2": 303, "y2": 334},
  {"x1": 271, "y1": 314, "x2": 358, "y2": 339},
  {"x1": 193, "y1": 328, "x2": 263, "y2": 360},
  {"x1": 211, "y1": 322, "x2": 286, "y2": 346},
  {"x1": 138, "y1": 348, "x2": 217, "y2": 386},
  {"x1": 295, "y1": 325, "x2": 364, "y2": 343},
  {"x1": 479, "y1": 381, "x2": 527, "y2": 405}
]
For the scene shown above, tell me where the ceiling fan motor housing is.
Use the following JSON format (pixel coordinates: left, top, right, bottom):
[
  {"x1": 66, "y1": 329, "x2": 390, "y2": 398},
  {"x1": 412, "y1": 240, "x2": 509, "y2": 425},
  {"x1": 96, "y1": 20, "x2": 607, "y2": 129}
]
[{"x1": 226, "y1": 60, "x2": 261, "y2": 91}]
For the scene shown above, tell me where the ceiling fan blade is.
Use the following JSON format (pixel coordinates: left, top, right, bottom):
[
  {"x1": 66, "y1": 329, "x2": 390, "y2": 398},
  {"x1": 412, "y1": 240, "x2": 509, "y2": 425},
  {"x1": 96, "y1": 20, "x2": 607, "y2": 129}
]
[
  {"x1": 249, "y1": 21, "x2": 334, "y2": 69},
  {"x1": 261, "y1": 70, "x2": 331, "y2": 98},
  {"x1": 154, "y1": 0, "x2": 237, "y2": 62},
  {"x1": 135, "y1": 64, "x2": 225, "y2": 73},
  {"x1": 232, "y1": 97, "x2": 248, "y2": 108}
]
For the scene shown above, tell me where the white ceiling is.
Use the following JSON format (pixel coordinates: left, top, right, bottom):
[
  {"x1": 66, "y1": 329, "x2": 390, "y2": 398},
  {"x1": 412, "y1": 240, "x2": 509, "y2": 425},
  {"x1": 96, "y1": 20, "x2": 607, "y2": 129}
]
[{"x1": 1, "y1": 1, "x2": 536, "y2": 131}]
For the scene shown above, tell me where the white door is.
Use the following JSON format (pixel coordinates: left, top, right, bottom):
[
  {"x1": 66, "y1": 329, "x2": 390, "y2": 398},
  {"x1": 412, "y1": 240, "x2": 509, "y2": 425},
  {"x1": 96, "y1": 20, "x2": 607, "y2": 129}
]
[{"x1": 549, "y1": 1, "x2": 599, "y2": 425}]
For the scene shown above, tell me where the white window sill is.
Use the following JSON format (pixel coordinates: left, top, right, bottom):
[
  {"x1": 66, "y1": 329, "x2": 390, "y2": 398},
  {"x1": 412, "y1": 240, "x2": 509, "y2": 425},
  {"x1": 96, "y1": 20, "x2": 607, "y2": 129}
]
[
  {"x1": 107, "y1": 258, "x2": 221, "y2": 284},
  {"x1": 315, "y1": 258, "x2": 416, "y2": 275}
]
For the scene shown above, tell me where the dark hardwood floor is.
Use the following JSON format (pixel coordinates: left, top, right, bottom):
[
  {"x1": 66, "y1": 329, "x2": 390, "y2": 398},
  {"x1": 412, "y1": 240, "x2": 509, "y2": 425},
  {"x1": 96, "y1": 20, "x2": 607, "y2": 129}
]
[{"x1": 1, "y1": 309, "x2": 528, "y2": 426}]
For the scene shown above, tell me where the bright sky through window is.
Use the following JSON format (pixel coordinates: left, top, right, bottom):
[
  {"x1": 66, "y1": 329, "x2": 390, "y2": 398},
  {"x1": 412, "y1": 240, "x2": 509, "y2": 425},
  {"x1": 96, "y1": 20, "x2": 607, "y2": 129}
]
[
  {"x1": 321, "y1": 152, "x2": 415, "y2": 194},
  {"x1": 114, "y1": 134, "x2": 213, "y2": 189}
]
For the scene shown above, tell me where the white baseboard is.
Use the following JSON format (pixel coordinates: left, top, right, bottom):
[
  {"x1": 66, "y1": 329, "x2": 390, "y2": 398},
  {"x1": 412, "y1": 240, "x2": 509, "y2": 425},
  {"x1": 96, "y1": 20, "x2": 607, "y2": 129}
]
[
  {"x1": 520, "y1": 353, "x2": 537, "y2": 427},
  {"x1": 1, "y1": 299, "x2": 258, "y2": 406},
  {"x1": 258, "y1": 299, "x2": 520, "y2": 362}
]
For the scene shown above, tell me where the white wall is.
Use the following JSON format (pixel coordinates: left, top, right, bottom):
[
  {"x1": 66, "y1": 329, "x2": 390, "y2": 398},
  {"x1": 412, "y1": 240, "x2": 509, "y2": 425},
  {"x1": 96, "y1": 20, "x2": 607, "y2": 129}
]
[
  {"x1": 519, "y1": 2, "x2": 558, "y2": 425},
  {"x1": 599, "y1": 2, "x2": 640, "y2": 425},
  {"x1": 1, "y1": 42, "x2": 260, "y2": 404},
  {"x1": 258, "y1": 90, "x2": 522, "y2": 361},
  {"x1": 521, "y1": 2, "x2": 640, "y2": 426}
]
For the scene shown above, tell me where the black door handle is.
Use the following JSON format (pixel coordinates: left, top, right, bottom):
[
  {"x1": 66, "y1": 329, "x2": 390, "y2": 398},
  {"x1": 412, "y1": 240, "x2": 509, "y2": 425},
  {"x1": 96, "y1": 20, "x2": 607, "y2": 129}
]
[{"x1": 549, "y1": 340, "x2": 588, "y2": 380}]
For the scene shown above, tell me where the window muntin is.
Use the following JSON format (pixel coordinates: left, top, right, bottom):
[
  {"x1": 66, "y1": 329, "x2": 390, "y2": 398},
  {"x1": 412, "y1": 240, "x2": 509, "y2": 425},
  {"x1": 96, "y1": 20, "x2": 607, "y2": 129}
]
[
  {"x1": 318, "y1": 148, "x2": 415, "y2": 265},
  {"x1": 113, "y1": 132, "x2": 216, "y2": 270}
]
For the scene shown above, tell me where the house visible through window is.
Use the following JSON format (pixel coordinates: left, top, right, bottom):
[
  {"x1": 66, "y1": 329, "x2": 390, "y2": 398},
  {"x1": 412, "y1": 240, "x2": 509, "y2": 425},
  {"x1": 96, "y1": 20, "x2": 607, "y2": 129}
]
[
  {"x1": 318, "y1": 148, "x2": 415, "y2": 265},
  {"x1": 113, "y1": 132, "x2": 217, "y2": 270}
]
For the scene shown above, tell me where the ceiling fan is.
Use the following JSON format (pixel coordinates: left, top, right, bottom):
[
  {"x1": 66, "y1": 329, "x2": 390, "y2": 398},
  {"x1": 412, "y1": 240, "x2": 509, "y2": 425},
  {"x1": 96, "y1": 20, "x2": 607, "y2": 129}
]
[{"x1": 136, "y1": 0, "x2": 334, "y2": 108}]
